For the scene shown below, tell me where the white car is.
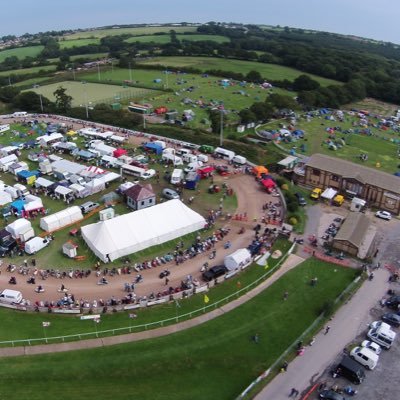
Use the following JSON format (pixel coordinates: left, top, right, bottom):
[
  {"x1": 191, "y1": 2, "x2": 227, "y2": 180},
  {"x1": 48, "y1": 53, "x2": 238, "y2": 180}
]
[
  {"x1": 375, "y1": 210, "x2": 392, "y2": 220},
  {"x1": 142, "y1": 169, "x2": 156, "y2": 180},
  {"x1": 349, "y1": 346, "x2": 379, "y2": 370},
  {"x1": 361, "y1": 340, "x2": 382, "y2": 355},
  {"x1": 370, "y1": 320, "x2": 391, "y2": 330}
]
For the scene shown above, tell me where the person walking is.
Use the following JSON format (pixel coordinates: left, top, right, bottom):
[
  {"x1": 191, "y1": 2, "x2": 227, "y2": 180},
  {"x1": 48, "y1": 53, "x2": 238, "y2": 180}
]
[
  {"x1": 324, "y1": 325, "x2": 331, "y2": 335},
  {"x1": 289, "y1": 388, "x2": 299, "y2": 397}
]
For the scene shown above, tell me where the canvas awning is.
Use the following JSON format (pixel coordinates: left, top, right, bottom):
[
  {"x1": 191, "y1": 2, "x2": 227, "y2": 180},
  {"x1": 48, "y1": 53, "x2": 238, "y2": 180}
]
[{"x1": 321, "y1": 188, "x2": 337, "y2": 200}]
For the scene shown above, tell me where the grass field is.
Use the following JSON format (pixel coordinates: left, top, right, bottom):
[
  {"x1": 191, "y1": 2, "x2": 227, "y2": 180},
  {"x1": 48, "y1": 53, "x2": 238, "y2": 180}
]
[
  {"x1": 262, "y1": 111, "x2": 400, "y2": 173},
  {"x1": 58, "y1": 38, "x2": 100, "y2": 49},
  {"x1": 64, "y1": 26, "x2": 198, "y2": 40},
  {"x1": 0, "y1": 65, "x2": 56, "y2": 77},
  {"x1": 344, "y1": 97, "x2": 399, "y2": 117},
  {"x1": 0, "y1": 46, "x2": 44, "y2": 63},
  {"x1": 0, "y1": 259, "x2": 358, "y2": 400},
  {"x1": 26, "y1": 80, "x2": 160, "y2": 107},
  {"x1": 13, "y1": 76, "x2": 52, "y2": 87},
  {"x1": 125, "y1": 34, "x2": 229, "y2": 44},
  {"x1": 139, "y1": 56, "x2": 340, "y2": 86}
]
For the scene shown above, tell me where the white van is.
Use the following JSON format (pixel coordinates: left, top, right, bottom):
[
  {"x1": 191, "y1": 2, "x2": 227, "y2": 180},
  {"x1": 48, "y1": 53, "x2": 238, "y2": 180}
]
[
  {"x1": 197, "y1": 154, "x2": 209, "y2": 163},
  {"x1": 232, "y1": 155, "x2": 247, "y2": 165},
  {"x1": 176, "y1": 148, "x2": 192, "y2": 157},
  {"x1": 142, "y1": 169, "x2": 156, "y2": 180},
  {"x1": 12, "y1": 111, "x2": 28, "y2": 118},
  {"x1": 182, "y1": 154, "x2": 198, "y2": 164},
  {"x1": 162, "y1": 153, "x2": 183, "y2": 166},
  {"x1": 0, "y1": 289, "x2": 23, "y2": 304},
  {"x1": 367, "y1": 325, "x2": 396, "y2": 349},
  {"x1": 25, "y1": 236, "x2": 50, "y2": 254},
  {"x1": 171, "y1": 169, "x2": 184, "y2": 185},
  {"x1": 184, "y1": 161, "x2": 203, "y2": 173},
  {"x1": 349, "y1": 346, "x2": 379, "y2": 370},
  {"x1": 214, "y1": 147, "x2": 235, "y2": 161}
]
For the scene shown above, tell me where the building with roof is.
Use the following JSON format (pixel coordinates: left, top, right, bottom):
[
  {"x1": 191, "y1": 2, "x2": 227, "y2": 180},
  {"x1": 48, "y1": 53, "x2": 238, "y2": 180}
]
[
  {"x1": 296, "y1": 153, "x2": 400, "y2": 214},
  {"x1": 125, "y1": 184, "x2": 155, "y2": 210},
  {"x1": 332, "y1": 213, "x2": 377, "y2": 259}
]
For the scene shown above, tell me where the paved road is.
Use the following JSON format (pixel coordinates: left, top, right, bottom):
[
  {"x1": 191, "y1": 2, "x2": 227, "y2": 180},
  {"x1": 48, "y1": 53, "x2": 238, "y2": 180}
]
[{"x1": 254, "y1": 267, "x2": 390, "y2": 400}]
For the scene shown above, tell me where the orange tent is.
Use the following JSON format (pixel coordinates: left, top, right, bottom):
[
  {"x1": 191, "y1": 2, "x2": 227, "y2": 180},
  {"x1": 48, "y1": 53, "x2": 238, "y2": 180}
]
[{"x1": 252, "y1": 165, "x2": 269, "y2": 178}]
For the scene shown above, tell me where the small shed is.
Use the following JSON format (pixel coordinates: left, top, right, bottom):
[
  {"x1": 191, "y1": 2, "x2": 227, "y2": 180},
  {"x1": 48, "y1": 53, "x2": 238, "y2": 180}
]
[
  {"x1": 224, "y1": 248, "x2": 252, "y2": 271},
  {"x1": 63, "y1": 241, "x2": 78, "y2": 258},
  {"x1": 125, "y1": 184, "x2": 156, "y2": 211},
  {"x1": 277, "y1": 156, "x2": 299, "y2": 170}
]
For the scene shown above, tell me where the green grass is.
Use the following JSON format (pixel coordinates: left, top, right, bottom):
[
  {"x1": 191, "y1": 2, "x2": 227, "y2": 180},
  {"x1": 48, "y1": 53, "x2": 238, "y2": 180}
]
[
  {"x1": 139, "y1": 56, "x2": 340, "y2": 86},
  {"x1": 0, "y1": 259, "x2": 357, "y2": 400},
  {"x1": 0, "y1": 65, "x2": 56, "y2": 77},
  {"x1": 263, "y1": 112, "x2": 400, "y2": 173},
  {"x1": 58, "y1": 38, "x2": 100, "y2": 49},
  {"x1": 13, "y1": 77, "x2": 52, "y2": 87},
  {"x1": 65, "y1": 26, "x2": 198, "y2": 40},
  {"x1": 0, "y1": 46, "x2": 44, "y2": 62},
  {"x1": 125, "y1": 34, "x2": 229, "y2": 44},
  {"x1": 25, "y1": 80, "x2": 160, "y2": 107}
]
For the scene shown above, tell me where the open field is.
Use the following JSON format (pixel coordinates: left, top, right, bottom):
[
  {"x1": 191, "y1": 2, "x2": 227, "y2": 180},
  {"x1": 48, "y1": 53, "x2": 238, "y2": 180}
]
[
  {"x1": 0, "y1": 46, "x2": 44, "y2": 63},
  {"x1": 26, "y1": 80, "x2": 160, "y2": 106},
  {"x1": 125, "y1": 34, "x2": 229, "y2": 44},
  {"x1": 139, "y1": 56, "x2": 340, "y2": 86},
  {"x1": 58, "y1": 38, "x2": 100, "y2": 49},
  {"x1": 64, "y1": 26, "x2": 198, "y2": 40},
  {"x1": 0, "y1": 259, "x2": 357, "y2": 400},
  {"x1": 344, "y1": 97, "x2": 399, "y2": 117},
  {"x1": 262, "y1": 111, "x2": 400, "y2": 173},
  {"x1": 13, "y1": 76, "x2": 52, "y2": 87},
  {"x1": 0, "y1": 65, "x2": 56, "y2": 77}
]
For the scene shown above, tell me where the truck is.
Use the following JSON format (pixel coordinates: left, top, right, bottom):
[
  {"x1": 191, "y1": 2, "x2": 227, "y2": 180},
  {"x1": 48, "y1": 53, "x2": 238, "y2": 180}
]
[{"x1": 310, "y1": 188, "x2": 322, "y2": 200}]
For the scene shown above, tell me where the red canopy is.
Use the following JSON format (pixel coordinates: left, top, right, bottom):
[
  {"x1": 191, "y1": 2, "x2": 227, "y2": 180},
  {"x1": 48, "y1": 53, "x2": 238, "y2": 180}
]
[
  {"x1": 261, "y1": 178, "x2": 276, "y2": 191},
  {"x1": 113, "y1": 148, "x2": 128, "y2": 158}
]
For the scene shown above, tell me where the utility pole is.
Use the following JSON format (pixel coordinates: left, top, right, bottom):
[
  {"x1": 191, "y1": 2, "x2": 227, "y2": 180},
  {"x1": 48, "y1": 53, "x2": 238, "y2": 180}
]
[
  {"x1": 39, "y1": 94, "x2": 44, "y2": 112},
  {"x1": 84, "y1": 89, "x2": 89, "y2": 119},
  {"x1": 219, "y1": 109, "x2": 224, "y2": 146},
  {"x1": 97, "y1": 63, "x2": 101, "y2": 81},
  {"x1": 129, "y1": 62, "x2": 133, "y2": 82}
]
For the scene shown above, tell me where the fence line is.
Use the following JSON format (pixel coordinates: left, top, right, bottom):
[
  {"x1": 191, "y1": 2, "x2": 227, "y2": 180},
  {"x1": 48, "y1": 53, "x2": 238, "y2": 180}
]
[{"x1": 0, "y1": 244, "x2": 295, "y2": 348}]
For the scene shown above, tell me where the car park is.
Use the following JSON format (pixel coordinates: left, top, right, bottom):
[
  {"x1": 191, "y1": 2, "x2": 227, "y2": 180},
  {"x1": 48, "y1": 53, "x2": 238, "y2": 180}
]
[
  {"x1": 202, "y1": 265, "x2": 228, "y2": 282},
  {"x1": 349, "y1": 346, "x2": 379, "y2": 370},
  {"x1": 319, "y1": 389, "x2": 348, "y2": 400},
  {"x1": 294, "y1": 192, "x2": 307, "y2": 206},
  {"x1": 375, "y1": 210, "x2": 391, "y2": 220},
  {"x1": 381, "y1": 313, "x2": 400, "y2": 327},
  {"x1": 162, "y1": 188, "x2": 180, "y2": 200},
  {"x1": 361, "y1": 340, "x2": 382, "y2": 355}
]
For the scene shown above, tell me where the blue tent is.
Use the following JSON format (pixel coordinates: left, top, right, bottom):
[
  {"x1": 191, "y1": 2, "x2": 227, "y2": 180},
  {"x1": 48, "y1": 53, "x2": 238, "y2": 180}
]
[
  {"x1": 17, "y1": 170, "x2": 40, "y2": 180},
  {"x1": 143, "y1": 142, "x2": 163, "y2": 155},
  {"x1": 11, "y1": 199, "x2": 26, "y2": 213}
]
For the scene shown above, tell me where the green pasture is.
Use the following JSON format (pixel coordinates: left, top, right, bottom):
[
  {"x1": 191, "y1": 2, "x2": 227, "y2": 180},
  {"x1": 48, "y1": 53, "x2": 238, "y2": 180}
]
[
  {"x1": 262, "y1": 112, "x2": 400, "y2": 173},
  {"x1": 0, "y1": 65, "x2": 56, "y2": 77},
  {"x1": 344, "y1": 97, "x2": 398, "y2": 117},
  {"x1": 125, "y1": 34, "x2": 229, "y2": 44},
  {"x1": 58, "y1": 38, "x2": 100, "y2": 49},
  {"x1": 26, "y1": 80, "x2": 160, "y2": 107},
  {"x1": 0, "y1": 259, "x2": 357, "y2": 400},
  {"x1": 139, "y1": 56, "x2": 340, "y2": 86},
  {"x1": 13, "y1": 76, "x2": 52, "y2": 87},
  {"x1": 0, "y1": 46, "x2": 44, "y2": 63},
  {"x1": 65, "y1": 26, "x2": 197, "y2": 40}
]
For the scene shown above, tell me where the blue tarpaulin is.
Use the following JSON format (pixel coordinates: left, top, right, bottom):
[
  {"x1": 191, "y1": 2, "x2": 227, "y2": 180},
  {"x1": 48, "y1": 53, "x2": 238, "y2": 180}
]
[
  {"x1": 11, "y1": 199, "x2": 26, "y2": 212},
  {"x1": 143, "y1": 142, "x2": 163, "y2": 155}
]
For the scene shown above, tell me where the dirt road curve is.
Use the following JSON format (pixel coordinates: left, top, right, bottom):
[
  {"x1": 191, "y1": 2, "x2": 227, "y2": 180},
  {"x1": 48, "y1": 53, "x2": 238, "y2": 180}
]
[{"x1": 0, "y1": 116, "x2": 275, "y2": 304}]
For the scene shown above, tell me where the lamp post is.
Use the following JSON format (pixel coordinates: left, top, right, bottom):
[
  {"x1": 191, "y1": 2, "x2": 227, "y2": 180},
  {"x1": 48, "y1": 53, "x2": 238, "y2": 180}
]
[
  {"x1": 84, "y1": 88, "x2": 89, "y2": 119},
  {"x1": 128, "y1": 62, "x2": 133, "y2": 82},
  {"x1": 219, "y1": 108, "x2": 224, "y2": 146},
  {"x1": 97, "y1": 62, "x2": 101, "y2": 81}
]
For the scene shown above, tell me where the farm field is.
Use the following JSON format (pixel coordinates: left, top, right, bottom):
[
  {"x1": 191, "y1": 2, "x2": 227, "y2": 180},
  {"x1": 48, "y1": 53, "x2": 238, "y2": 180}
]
[
  {"x1": 125, "y1": 34, "x2": 229, "y2": 44},
  {"x1": 0, "y1": 45, "x2": 44, "y2": 62},
  {"x1": 0, "y1": 259, "x2": 357, "y2": 400},
  {"x1": 26, "y1": 80, "x2": 160, "y2": 107},
  {"x1": 139, "y1": 56, "x2": 340, "y2": 86},
  {"x1": 0, "y1": 65, "x2": 56, "y2": 77},
  {"x1": 58, "y1": 38, "x2": 100, "y2": 49},
  {"x1": 64, "y1": 26, "x2": 198, "y2": 40},
  {"x1": 13, "y1": 76, "x2": 52, "y2": 87},
  {"x1": 80, "y1": 67, "x2": 292, "y2": 130},
  {"x1": 261, "y1": 111, "x2": 400, "y2": 173}
]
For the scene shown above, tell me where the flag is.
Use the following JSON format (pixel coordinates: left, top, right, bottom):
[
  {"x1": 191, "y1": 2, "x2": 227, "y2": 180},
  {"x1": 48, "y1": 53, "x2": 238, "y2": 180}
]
[
  {"x1": 204, "y1": 294, "x2": 210, "y2": 304},
  {"x1": 175, "y1": 300, "x2": 181, "y2": 308},
  {"x1": 42, "y1": 322, "x2": 50, "y2": 327}
]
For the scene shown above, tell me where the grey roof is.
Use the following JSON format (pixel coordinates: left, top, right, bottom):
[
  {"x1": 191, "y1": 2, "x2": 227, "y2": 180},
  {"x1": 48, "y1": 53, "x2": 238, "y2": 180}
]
[
  {"x1": 306, "y1": 154, "x2": 400, "y2": 194},
  {"x1": 334, "y1": 213, "x2": 371, "y2": 248}
]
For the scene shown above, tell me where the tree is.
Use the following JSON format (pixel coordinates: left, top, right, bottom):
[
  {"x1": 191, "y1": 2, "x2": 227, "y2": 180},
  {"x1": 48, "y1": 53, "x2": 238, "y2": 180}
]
[
  {"x1": 238, "y1": 109, "x2": 256, "y2": 124},
  {"x1": 13, "y1": 91, "x2": 53, "y2": 113},
  {"x1": 53, "y1": 86, "x2": 72, "y2": 113},
  {"x1": 292, "y1": 74, "x2": 320, "y2": 91},
  {"x1": 0, "y1": 86, "x2": 20, "y2": 103},
  {"x1": 246, "y1": 70, "x2": 263, "y2": 83}
]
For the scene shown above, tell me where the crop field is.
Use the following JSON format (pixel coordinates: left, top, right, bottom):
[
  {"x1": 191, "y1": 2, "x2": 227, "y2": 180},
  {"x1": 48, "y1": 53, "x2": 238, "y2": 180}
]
[
  {"x1": 64, "y1": 26, "x2": 198, "y2": 40},
  {"x1": 0, "y1": 45, "x2": 44, "y2": 63},
  {"x1": 80, "y1": 67, "x2": 292, "y2": 130},
  {"x1": 125, "y1": 34, "x2": 229, "y2": 44},
  {"x1": 26, "y1": 80, "x2": 160, "y2": 107},
  {"x1": 58, "y1": 38, "x2": 100, "y2": 49},
  {"x1": 139, "y1": 56, "x2": 340, "y2": 86},
  {"x1": 0, "y1": 65, "x2": 56, "y2": 77},
  {"x1": 0, "y1": 259, "x2": 357, "y2": 400},
  {"x1": 262, "y1": 111, "x2": 400, "y2": 173}
]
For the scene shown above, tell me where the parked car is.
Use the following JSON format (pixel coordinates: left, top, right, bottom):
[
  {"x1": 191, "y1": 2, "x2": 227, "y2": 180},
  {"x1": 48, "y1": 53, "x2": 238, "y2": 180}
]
[
  {"x1": 294, "y1": 192, "x2": 307, "y2": 206},
  {"x1": 80, "y1": 202, "x2": 100, "y2": 214},
  {"x1": 385, "y1": 295, "x2": 400, "y2": 309},
  {"x1": 361, "y1": 340, "x2": 382, "y2": 355},
  {"x1": 375, "y1": 210, "x2": 392, "y2": 220},
  {"x1": 349, "y1": 346, "x2": 379, "y2": 370},
  {"x1": 370, "y1": 320, "x2": 392, "y2": 330},
  {"x1": 162, "y1": 188, "x2": 180, "y2": 200},
  {"x1": 319, "y1": 390, "x2": 348, "y2": 400},
  {"x1": 202, "y1": 265, "x2": 228, "y2": 282},
  {"x1": 0, "y1": 238, "x2": 18, "y2": 257},
  {"x1": 381, "y1": 312, "x2": 400, "y2": 327}
]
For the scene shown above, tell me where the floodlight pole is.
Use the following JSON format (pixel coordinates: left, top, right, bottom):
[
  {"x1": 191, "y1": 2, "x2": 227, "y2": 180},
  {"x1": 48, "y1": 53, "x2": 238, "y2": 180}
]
[
  {"x1": 219, "y1": 109, "x2": 224, "y2": 146},
  {"x1": 84, "y1": 89, "x2": 89, "y2": 119},
  {"x1": 129, "y1": 62, "x2": 133, "y2": 82},
  {"x1": 97, "y1": 63, "x2": 101, "y2": 81},
  {"x1": 39, "y1": 94, "x2": 44, "y2": 112},
  {"x1": 72, "y1": 63, "x2": 76, "y2": 81}
]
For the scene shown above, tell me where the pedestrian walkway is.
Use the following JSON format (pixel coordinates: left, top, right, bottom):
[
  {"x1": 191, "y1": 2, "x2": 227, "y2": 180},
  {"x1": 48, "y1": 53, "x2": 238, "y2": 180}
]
[
  {"x1": 254, "y1": 267, "x2": 390, "y2": 400},
  {"x1": 0, "y1": 254, "x2": 305, "y2": 358}
]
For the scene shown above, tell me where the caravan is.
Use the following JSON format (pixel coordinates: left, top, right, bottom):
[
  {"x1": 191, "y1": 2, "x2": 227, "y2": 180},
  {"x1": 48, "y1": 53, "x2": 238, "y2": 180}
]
[
  {"x1": 171, "y1": 169, "x2": 184, "y2": 185},
  {"x1": 214, "y1": 147, "x2": 235, "y2": 161},
  {"x1": 0, "y1": 289, "x2": 23, "y2": 304}
]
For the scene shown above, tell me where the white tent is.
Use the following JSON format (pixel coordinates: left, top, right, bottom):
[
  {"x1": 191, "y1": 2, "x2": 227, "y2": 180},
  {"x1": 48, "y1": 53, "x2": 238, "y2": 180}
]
[
  {"x1": 55, "y1": 185, "x2": 73, "y2": 199},
  {"x1": 0, "y1": 191, "x2": 12, "y2": 206},
  {"x1": 35, "y1": 177, "x2": 54, "y2": 189},
  {"x1": 37, "y1": 133, "x2": 64, "y2": 146},
  {"x1": 69, "y1": 183, "x2": 86, "y2": 198},
  {"x1": 24, "y1": 198, "x2": 44, "y2": 212},
  {"x1": 224, "y1": 248, "x2": 252, "y2": 271},
  {"x1": 40, "y1": 206, "x2": 83, "y2": 232},
  {"x1": 321, "y1": 188, "x2": 337, "y2": 200},
  {"x1": 81, "y1": 199, "x2": 206, "y2": 262},
  {"x1": 6, "y1": 218, "x2": 32, "y2": 239},
  {"x1": 0, "y1": 154, "x2": 18, "y2": 168},
  {"x1": 84, "y1": 178, "x2": 105, "y2": 195},
  {"x1": 25, "y1": 236, "x2": 49, "y2": 254}
]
